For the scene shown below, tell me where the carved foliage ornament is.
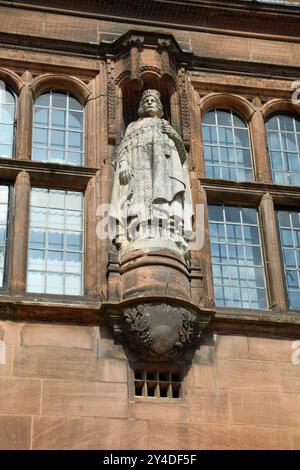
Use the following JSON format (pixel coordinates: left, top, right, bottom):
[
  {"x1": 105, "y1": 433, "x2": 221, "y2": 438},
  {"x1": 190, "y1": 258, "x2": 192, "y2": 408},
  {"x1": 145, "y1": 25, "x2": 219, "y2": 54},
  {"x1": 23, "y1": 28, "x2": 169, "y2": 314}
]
[
  {"x1": 124, "y1": 302, "x2": 199, "y2": 361},
  {"x1": 178, "y1": 66, "x2": 191, "y2": 145},
  {"x1": 106, "y1": 57, "x2": 117, "y2": 139}
]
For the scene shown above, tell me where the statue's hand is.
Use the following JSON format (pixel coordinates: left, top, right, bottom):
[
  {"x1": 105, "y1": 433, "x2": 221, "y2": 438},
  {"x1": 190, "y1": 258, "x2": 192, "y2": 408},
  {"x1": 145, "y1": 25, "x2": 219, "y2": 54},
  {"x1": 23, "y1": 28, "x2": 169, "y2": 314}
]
[
  {"x1": 161, "y1": 120, "x2": 187, "y2": 163},
  {"x1": 119, "y1": 161, "x2": 131, "y2": 185},
  {"x1": 161, "y1": 121, "x2": 179, "y2": 141}
]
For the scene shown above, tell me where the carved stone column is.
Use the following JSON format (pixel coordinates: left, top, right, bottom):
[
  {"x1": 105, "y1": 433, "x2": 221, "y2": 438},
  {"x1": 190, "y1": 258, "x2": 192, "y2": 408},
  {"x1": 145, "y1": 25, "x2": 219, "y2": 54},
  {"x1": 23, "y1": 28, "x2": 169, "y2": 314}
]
[
  {"x1": 16, "y1": 75, "x2": 33, "y2": 161},
  {"x1": 250, "y1": 102, "x2": 272, "y2": 184},
  {"x1": 85, "y1": 175, "x2": 97, "y2": 296},
  {"x1": 10, "y1": 171, "x2": 30, "y2": 295},
  {"x1": 158, "y1": 38, "x2": 172, "y2": 78},
  {"x1": 260, "y1": 193, "x2": 287, "y2": 312},
  {"x1": 124, "y1": 34, "x2": 144, "y2": 89}
]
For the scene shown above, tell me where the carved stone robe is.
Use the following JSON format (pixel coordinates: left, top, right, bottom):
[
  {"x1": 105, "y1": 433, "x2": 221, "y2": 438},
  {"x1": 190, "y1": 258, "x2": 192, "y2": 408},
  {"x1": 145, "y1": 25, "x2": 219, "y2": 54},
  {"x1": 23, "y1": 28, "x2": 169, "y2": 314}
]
[{"x1": 110, "y1": 116, "x2": 193, "y2": 247}]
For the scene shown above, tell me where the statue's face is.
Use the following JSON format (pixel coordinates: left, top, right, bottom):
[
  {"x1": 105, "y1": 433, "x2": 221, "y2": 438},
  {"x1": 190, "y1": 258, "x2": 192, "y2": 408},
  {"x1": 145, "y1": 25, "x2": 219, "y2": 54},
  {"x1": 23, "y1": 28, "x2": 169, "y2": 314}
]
[{"x1": 141, "y1": 95, "x2": 160, "y2": 117}]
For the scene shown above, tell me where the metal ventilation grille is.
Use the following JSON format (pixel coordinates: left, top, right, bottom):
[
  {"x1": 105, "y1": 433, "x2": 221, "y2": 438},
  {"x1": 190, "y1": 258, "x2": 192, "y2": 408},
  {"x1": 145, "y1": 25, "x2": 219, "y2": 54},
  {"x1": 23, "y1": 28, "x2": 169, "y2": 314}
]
[{"x1": 134, "y1": 368, "x2": 183, "y2": 399}]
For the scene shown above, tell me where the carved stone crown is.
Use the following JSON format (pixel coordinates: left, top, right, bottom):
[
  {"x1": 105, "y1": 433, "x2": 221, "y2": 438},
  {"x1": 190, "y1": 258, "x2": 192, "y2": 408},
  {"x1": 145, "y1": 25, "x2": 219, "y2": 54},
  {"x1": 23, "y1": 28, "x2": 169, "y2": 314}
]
[{"x1": 141, "y1": 89, "x2": 161, "y2": 101}]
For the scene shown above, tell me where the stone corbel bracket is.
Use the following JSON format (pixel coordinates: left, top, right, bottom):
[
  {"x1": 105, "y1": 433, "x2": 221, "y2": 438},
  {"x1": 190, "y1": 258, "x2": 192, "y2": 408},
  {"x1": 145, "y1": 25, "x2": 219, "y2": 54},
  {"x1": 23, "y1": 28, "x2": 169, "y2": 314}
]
[{"x1": 102, "y1": 298, "x2": 214, "y2": 363}]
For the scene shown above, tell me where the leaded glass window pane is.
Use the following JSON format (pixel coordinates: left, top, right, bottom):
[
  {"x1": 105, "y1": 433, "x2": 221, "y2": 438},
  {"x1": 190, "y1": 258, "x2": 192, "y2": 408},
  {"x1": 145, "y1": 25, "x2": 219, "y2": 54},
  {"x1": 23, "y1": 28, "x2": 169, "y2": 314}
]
[
  {"x1": 32, "y1": 91, "x2": 84, "y2": 165},
  {"x1": 266, "y1": 114, "x2": 300, "y2": 186},
  {"x1": 0, "y1": 85, "x2": 15, "y2": 158},
  {"x1": 0, "y1": 186, "x2": 9, "y2": 287},
  {"x1": 208, "y1": 205, "x2": 267, "y2": 309},
  {"x1": 277, "y1": 209, "x2": 300, "y2": 309},
  {"x1": 203, "y1": 109, "x2": 253, "y2": 182},
  {"x1": 27, "y1": 188, "x2": 84, "y2": 295}
]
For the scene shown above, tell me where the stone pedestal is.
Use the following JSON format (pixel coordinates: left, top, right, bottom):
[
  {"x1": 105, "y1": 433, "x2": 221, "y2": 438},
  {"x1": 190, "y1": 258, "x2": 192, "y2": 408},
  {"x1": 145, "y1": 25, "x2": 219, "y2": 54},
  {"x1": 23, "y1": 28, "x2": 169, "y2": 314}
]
[
  {"x1": 106, "y1": 246, "x2": 214, "y2": 362},
  {"x1": 120, "y1": 246, "x2": 190, "y2": 301}
]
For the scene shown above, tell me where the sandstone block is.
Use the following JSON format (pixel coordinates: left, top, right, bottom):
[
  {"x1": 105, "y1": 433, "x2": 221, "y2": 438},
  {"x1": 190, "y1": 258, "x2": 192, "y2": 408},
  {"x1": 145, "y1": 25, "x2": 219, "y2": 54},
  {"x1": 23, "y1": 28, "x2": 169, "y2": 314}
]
[
  {"x1": 97, "y1": 358, "x2": 128, "y2": 383},
  {"x1": 188, "y1": 423, "x2": 291, "y2": 450},
  {"x1": 216, "y1": 358, "x2": 280, "y2": 392},
  {"x1": 186, "y1": 364, "x2": 216, "y2": 389},
  {"x1": 248, "y1": 337, "x2": 294, "y2": 363},
  {"x1": 129, "y1": 401, "x2": 188, "y2": 423},
  {"x1": 0, "y1": 321, "x2": 23, "y2": 346},
  {"x1": 33, "y1": 416, "x2": 148, "y2": 450},
  {"x1": 0, "y1": 345, "x2": 13, "y2": 377},
  {"x1": 229, "y1": 390, "x2": 300, "y2": 427},
  {"x1": 149, "y1": 421, "x2": 189, "y2": 450},
  {"x1": 14, "y1": 346, "x2": 97, "y2": 381},
  {"x1": 188, "y1": 388, "x2": 230, "y2": 424},
  {"x1": 0, "y1": 377, "x2": 41, "y2": 415},
  {"x1": 216, "y1": 335, "x2": 249, "y2": 359},
  {"x1": 42, "y1": 380, "x2": 128, "y2": 418},
  {"x1": 0, "y1": 416, "x2": 31, "y2": 450},
  {"x1": 21, "y1": 324, "x2": 96, "y2": 350}
]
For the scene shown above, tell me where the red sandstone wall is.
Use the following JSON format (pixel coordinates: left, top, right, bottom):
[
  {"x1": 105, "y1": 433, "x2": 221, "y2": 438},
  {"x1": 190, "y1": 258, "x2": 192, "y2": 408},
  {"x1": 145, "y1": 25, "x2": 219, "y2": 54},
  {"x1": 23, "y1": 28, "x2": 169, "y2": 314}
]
[
  {"x1": 0, "y1": 5, "x2": 299, "y2": 69},
  {"x1": 0, "y1": 320, "x2": 299, "y2": 450}
]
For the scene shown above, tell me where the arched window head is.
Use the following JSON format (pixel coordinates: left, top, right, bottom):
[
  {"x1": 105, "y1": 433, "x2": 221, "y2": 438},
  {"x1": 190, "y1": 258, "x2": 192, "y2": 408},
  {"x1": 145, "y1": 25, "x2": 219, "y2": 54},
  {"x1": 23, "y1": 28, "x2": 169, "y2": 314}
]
[
  {"x1": 0, "y1": 83, "x2": 16, "y2": 159},
  {"x1": 32, "y1": 91, "x2": 84, "y2": 165},
  {"x1": 266, "y1": 113, "x2": 300, "y2": 186},
  {"x1": 202, "y1": 109, "x2": 253, "y2": 182}
]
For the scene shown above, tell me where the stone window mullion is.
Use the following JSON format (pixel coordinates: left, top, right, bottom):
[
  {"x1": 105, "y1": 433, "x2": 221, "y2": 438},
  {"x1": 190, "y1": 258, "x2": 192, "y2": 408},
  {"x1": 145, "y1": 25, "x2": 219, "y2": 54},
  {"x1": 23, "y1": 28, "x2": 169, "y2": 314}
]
[
  {"x1": 249, "y1": 109, "x2": 272, "y2": 184},
  {"x1": 16, "y1": 85, "x2": 33, "y2": 161},
  {"x1": 259, "y1": 193, "x2": 287, "y2": 312},
  {"x1": 10, "y1": 170, "x2": 31, "y2": 295}
]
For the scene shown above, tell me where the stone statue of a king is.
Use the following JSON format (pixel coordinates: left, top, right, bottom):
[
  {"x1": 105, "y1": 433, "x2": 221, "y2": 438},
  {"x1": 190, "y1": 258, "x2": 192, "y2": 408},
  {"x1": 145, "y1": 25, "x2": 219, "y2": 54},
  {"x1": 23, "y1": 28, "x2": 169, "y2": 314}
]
[{"x1": 109, "y1": 89, "x2": 193, "y2": 255}]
